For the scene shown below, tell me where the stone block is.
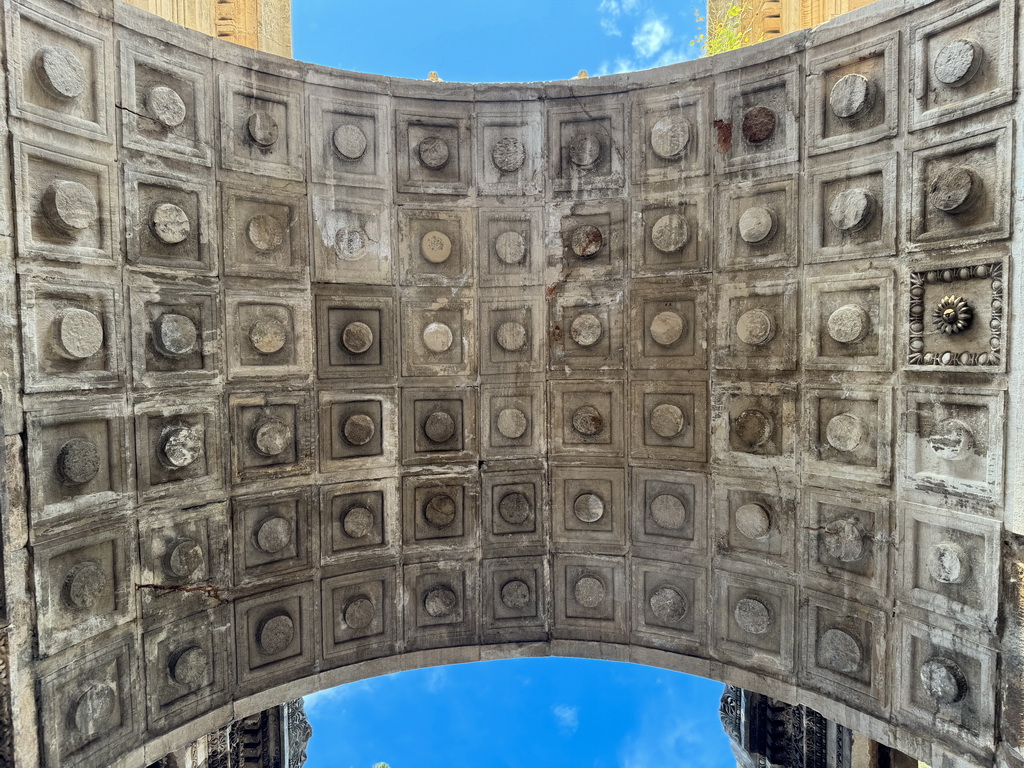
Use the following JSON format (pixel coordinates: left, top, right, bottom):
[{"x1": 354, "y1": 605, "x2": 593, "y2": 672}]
[
  {"x1": 479, "y1": 382, "x2": 545, "y2": 460},
  {"x1": 395, "y1": 101, "x2": 471, "y2": 195},
  {"x1": 713, "y1": 568, "x2": 796, "y2": 677},
  {"x1": 631, "y1": 191, "x2": 707, "y2": 276},
  {"x1": 551, "y1": 464, "x2": 626, "y2": 550},
  {"x1": 628, "y1": 278, "x2": 708, "y2": 372},
  {"x1": 308, "y1": 86, "x2": 389, "y2": 188},
  {"x1": 711, "y1": 382, "x2": 797, "y2": 472},
  {"x1": 715, "y1": 174, "x2": 798, "y2": 271},
  {"x1": 548, "y1": 379, "x2": 624, "y2": 459},
  {"x1": 474, "y1": 103, "x2": 544, "y2": 196},
  {"x1": 630, "y1": 558, "x2": 706, "y2": 654},
  {"x1": 310, "y1": 188, "x2": 392, "y2": 284},
  {"x1": 401, "y1": 472, "x2": 479, "y2": 549},
  {"x1": 314, "y1": 285, "x2": 396, "y2": 381},
  {"x1": 630, "y1": 467, "x2": 707, "y2": 553},
  {"x1": 221, "y1": 183, "x2": 309, "y2": 280},
  {"x1": 632, "y1": 86, "x2": 709, "y2": 185},
  {"x1": 320, "y1": 565, "x2": 398, "y2": 668},
  {"x1": 399, "y1": 290, "x2": 476, "y2": 378},
  {"x1": 319, "y1": 477, "x2": 398, "y2": 565},
  {"x1": 804, "y1": 268, "x2": 894, "y2": 371},
  {"x1": 547, "y1": 98, "x2": 626, "y2": 195},
  {"x1": 802, "y1": 384, "x2": 893, "y2": 487},
  {"x1": 479, "y1": 293, "x2": 545, "y2": 376},
  {"x1": 400, "y1": 386, "x2": 478, "y2": 465},
  {"x1": 712, "y1": 473, "x2": 796, "y2": 569},
  {"x1": 481, "y1": 555, "x2": 548, "y2": 643},
  {"x1": 552, "y1": 553, "x2": 626, "y2": 643},
  {"x1": 317, "y1": 389, "x2": 398, "y2": 474},
  {"x1": 480, "y1": 467, "x2": 547, "y2": 549},
  {"x1": 229, "y1": 390, "x2": 314, "y2": 484},
  {"x1": 402, "y1": 560, "x2": 478, "y2": 650},
  {"x1": 629, "y1": 380, "x2": 708, "y2": 463},
  {"x1": 548, "y1": 283, "x2": 625, "y2": 373},
  {"x1": 714, "y1": 272, "x2": 798, "y2": 371},
  {"x1": 714, "y1": 63, "x2": 800, "y2": 173},
  {"x1": 225, "y1": 291, "x2": 313, "y2": 380},
  {"x1": 234, "y1": 581, "x2": 317, "y2": 691},
  {"x1": 477, "y1": 206, "x2": 544, "y2": 287}
]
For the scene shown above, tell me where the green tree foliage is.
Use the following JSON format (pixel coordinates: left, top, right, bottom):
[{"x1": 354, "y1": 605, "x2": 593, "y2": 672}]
[{"x1": 691, "y1": 1, "x2": 764, "y2": 57}]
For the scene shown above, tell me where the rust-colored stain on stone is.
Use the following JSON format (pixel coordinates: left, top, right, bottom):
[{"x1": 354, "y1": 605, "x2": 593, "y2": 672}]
[
  {"x1": 741, "y1": 106, "x2": 777, "y2": 144},
  {"x1": 714, "y1": 119, "x2": 733, "y2": 152}
]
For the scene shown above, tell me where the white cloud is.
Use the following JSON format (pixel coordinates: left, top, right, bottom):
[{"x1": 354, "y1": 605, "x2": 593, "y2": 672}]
[
  {"x1": 552, "y1": 704, "x2": 580, "y2": 734},
  {"x1": 600, "y1": 17, "x2": 622, "y2": 36},
  {"x1": 632, "y1": 18, "x2": 672, "y2": 58},
  {"x1": 598, "y1": 0, "x2": 644, "y2": 36}
]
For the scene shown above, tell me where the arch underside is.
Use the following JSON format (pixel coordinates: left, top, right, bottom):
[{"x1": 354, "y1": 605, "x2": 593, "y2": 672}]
[{"x1": 0, "y1": 0, "x2": 1022, "y2": 765}]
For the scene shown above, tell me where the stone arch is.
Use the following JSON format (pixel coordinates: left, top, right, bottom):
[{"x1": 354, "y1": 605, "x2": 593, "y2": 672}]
[{"x1": 0, "y1": 0, "x2": 1022, "y2": 766}]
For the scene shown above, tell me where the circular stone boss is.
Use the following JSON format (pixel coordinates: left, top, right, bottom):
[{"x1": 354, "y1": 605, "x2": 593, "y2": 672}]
[
  {"x1": 420, "y1": 230, "x2": 453, "y2": 264},
  {"x1": 491, "y1": 136, "x2": 526, "y2": 172},
  {"x1": 62, "y1": 560, "x2": 107, "y2": 610},
  {"x1": 34, "y1": 46, "x2": 86, "y2": 99},
  {"x1": 573, "y1": 493, "x2": 605, "y2": 523},
  {"x1": 733, "y1": 409, "x2": 774, "y2": 449},
  {"x1": 423, "y1": 411, "x2": 457, "y2": 443},
  {"x1": 498, "y1": 491, "x2": 532, "y2": 525},
  {"x1": 166, "y1": 538, "x2": 204, "y2": 579},
  {"x1": 651, "y1": 214, "x2": 689, "y2": 253},
  {"x1": 496, "y1": 407, "x2": 528, "y2": 439},
  {"x1": 72, "y1": 684, "x2": 117, "y2": 738},
  {"x1": 933, "y1": 39, "x2": 983, "y2": 87},
  {"x1": 828, "y1": 188, "x2": 875, "y2": 233},
  {"x1": 741, "y1": 105, "x2": 777, "y2": 144},
  {"x1": 344, "y1": 596, "x2": 375, "y2": 629},
  {"x1": 827, "y1": 304, "x2": 871, "y2": 344},
  {"x1": 928, "y1": 418, "x2": 975, "y2": 461},
  {"x1": 825, "y1": 413, "x2": 865, "y2": 453},
  {"x1": 246, "y1": 213, "x2": 286, "y2": 252},
  {"x1": 333, "y1": 124, "x2": 368, "y2": 160},
  {"x1": 738, "y1": 206, "x2": 777, "y2": 245},
  {"x1": 246, "y1": 111, "x2": 279, "y2": 147},
  {"x1": 829, "y1": 73, "x2": 873, "y2": 119},
  {"x1": 573, "y1": 575, "x2": 606, "y2": 608},
  {"x1": 929, "y1": 167, "x2": 980, "y2": 214},
  {"x1": 253, "y1": 419, "x2": 292, "y2": 456},
  {"x1": 650, "y1": 494, "x2": 687, "y2": 530},
  {"x1": 649, "y1": 310, "x2": 686, "y2": 347},
  {"x1": 424, "y1": 493, "x2": 457, "y2": 528},
  {"x1": 342, "y1": 506, "x2": 374, "y2": 539},
  {"x1": 341, "y1": 321, "x2": 374, "y2": 355},
  {"x1": 334, "y1": 227, "x2": 367, "y2": 260},
  {"x1": 823, "y1": 518, "x2": 866, "y2": 563},
  {"x1": 500, "y1": 579, "x2": 531, "y2": 609},
  {"x1": 819, "y1": 628, "x2": 863, "y2": 674},
  {"x1": 570, "y1": 405, "x2": 603, "y2": 437},
  {"x1": 735, "y1": 502, "x2": 772, "y2": 539},
  {"x1": 920, "y1": 657, "x2": 967, "y2": 704},
  {"x1": 650, "y1": 114, "x2": 690, "y2": 160},
  {"x1": 422, "y1": 321, "x2": 454, "y2": 353},
  {"x1": 495, "y1": 321, "x2": 528, "y2": 352},
  {"x1": 418, "y1": 135, "x2": 450, "y2": 169},
  {"x1": 649, "y1": 586, "x2": 688, "y2": 623},
  {"x1": 650, "y1": 403, "x2": 686, "y2": 438},
  {"x1": 159, "y1": 425, "x2": 203, "y2": 469},
  {"x1": 257, "y1": 613, "x2": 295, "y2": 655},
  {"x1": 56, "y1": 437, "x2": 101, "y2": 487},
  {"x1": 153, "y1": 313, "x2": 199, "y2": 357},
  {"x1": 41, "y1": 179, "x2": 98, "y2": 235},
  {"x1": 736, "y1": 308, "x2": 776, "y2": 347},
  {"x1": 570, "y1": 313, "x2": 603, "y2": 347},
  {"x1": 734, "y1": 597, "x2": 772, "y2": 635},
  {"x1": 423, "y1": 584, "x2": 458, "y2": 618},
  {"x1": 248, "y1": 316, "x2": 289, "y2": 355},
  {"x1": 494, "y1": 230, "x2": 527, "y2": 265},
  {"x1": 170, "y1": 645, "x2": 209, "y2": 688},
  {"x1": 570, "y1": 224, "x2": 604, "y2": 259},
  {"x1": 146, "y1": 85, "x2": 187, "y2": 128},
  {"x1": 255, "y1": 515, "x2": 293, "y2": 554},
  {"x1": 342, "y1": 413, "x2": 376, "y2": 447},
  {"x1": 54, "y1": 307, "x2": 104, "y2": 361},
  {"x1": 568, "y1": 131, "x2": 601, "y2": 168},
  {"x1": 927, "y1": 541, "x2": 970, "y2": 584}
]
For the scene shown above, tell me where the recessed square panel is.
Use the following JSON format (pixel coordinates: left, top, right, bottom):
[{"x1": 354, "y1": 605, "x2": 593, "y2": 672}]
[
  {"x1": 909, "y1": 0, "x2": 1015, "y2": 130},
  {"x1": 905, "y1": 254, "x2": 1006, "y2": 371},
  {"x1": 226, "y1": 292, "x2": 313, "y2": 379},
  {"x1": 398, "y1": 207, "x2": 472, "y2": 287},
  {"x1": 548, "y1": 285, "x2": 624, "y2": 372},
  {"x1": 630, "y1": 467, "x2": 706, "y2": 552},
  {"x1": 803, "y1": 385, "x2": 893, "y2": 486},
  {"x1": 481, "y1": 468, "x2": 546, "y2": 547},
  {"x1": 633, "y1": 195, "x2": 706, "y2": 276},
  {"x1": 715, "y1": 67, "x2": 800, "y2": 173},
  {"x1": 320, "y1": 478, "x2": 397, "y2": 564},
  {"x1": 311, "y1": 191, "x2": 392, "y2": 285},
  {"x1": 402, "y1": 473, "x2": 478, "y2": 546},
  {"x1": 482, "y1": 556, "x2": 547, "y2": 643},
  {"x1": 807, "y1": 153, "x2": 897, "y2": 263},
  {"x1": 475, "y1": 106, "x2": 543, "y2": 195},
  {"x1": 480, "y1": 384, "x2": 544, "y2": 460},
  {"x1": 553, "y1": 554, "x2": 626, "y2": 643},
  {"x1": 805, "y1": 269, "x2": 893, "y2": 371},
  {"x1": 218, "y1": 70, "x2": 304, "y2": 180},
  {"x1": 228, "y1": 391, "x2": 313, "y2": 484},
  {"x1": 631, "y1": 558, "x2": 706, "y2": 653},
  {"x1": 629, "y1": 381, "x2": 707, "y2": 463},
  {"x1": 478, "y1": 207, "x2": 543, "y2": 287},
  {"x1": 548, "y1": 200, "x2": 626, "y2": 282},
  {"x1": 552, "y1": 465, "x2": 625, "y2": 548},
  {"x1": 716, "y1": 175, "x2": 798, "y2": 271},
  {"x1": 396, "y1": 105, "x2": 471, "y2": 195},
  {"x1": 319, "y1": 390, "x2": 397, "y2": 474},
  {"x1": 547, "y1": 99, "x2": 625, "y2": 194},
  {"x1": 549, "y1": 380, "x2": 624, "y2": 458},
  {"x1": 20, "y1": 276, "x2": 123, "y2": 393},
  {"x1": 231, "y1": 487, "x2": 313, "y2": 586},
  {"x1": 903, "y1": 386, "x2": 1005, "y2": 505},
  {"x1": 309, "y1": 89, "x2": 388, "y2": 188},
  {"x1": 401, "y1": 387, "x2": 477, "y2": 465},
  {"x1": 403, "y1": 561, "x2": 477, "y2": 650},
  {"x1": 633, "y1": 89, "x2": 708, "y2": 185},
  {"x1": 714, "y1": 275, "x2": 798, "y2": 371},
  {"x1": 315, "y1": 286, "x2": 396, "y2": 381},
  {"x1": 807, "y1": 31, "x2": 899, "y2": 155},
  {"x1": 479, "y1": 295, "x2": 544, "y2": 376},
  {"x1": 400, "y1": 292, "x2": 476, "y2": 378},
  {"x1": 629, "y1": 280, "x2": 708, "y2": 372},
  {"x1": 321, "y1": 566, "x2": 397, "y2": 668},
  {"x1": 235, "y1": 582, "x2": 315, "y2": 690},
  {"x1": 222, "y1": 185, "x2": 308, "y2": 279},
  {"x1": 907, "y1": 125, "x2": 1010, "y2": 248},
  {"x1": 711, "y1": 382, "x2": 797, "y2": 472},
  {"x1": 713, "y1": 475, "x2": 796, "y2": 568},
  {"x1": 713, "y1": 569, "x2": 795, "y2": 676}
]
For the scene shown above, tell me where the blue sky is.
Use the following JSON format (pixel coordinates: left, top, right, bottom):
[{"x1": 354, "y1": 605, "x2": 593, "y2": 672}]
[
  {"x1": 291, "y1": 0, "x2": 704, "y2": 83},
  {"x1": 303, "y1": 658, "x2": 735, "y2": 768},
  {"x1": 293, "y1": 4, "x2": 729, "y2": 767}
]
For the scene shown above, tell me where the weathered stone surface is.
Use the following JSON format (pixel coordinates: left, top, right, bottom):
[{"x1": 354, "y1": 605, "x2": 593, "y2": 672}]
[{"x1": 4, "y1": 2, "x2": 1022, "y2": 767}]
